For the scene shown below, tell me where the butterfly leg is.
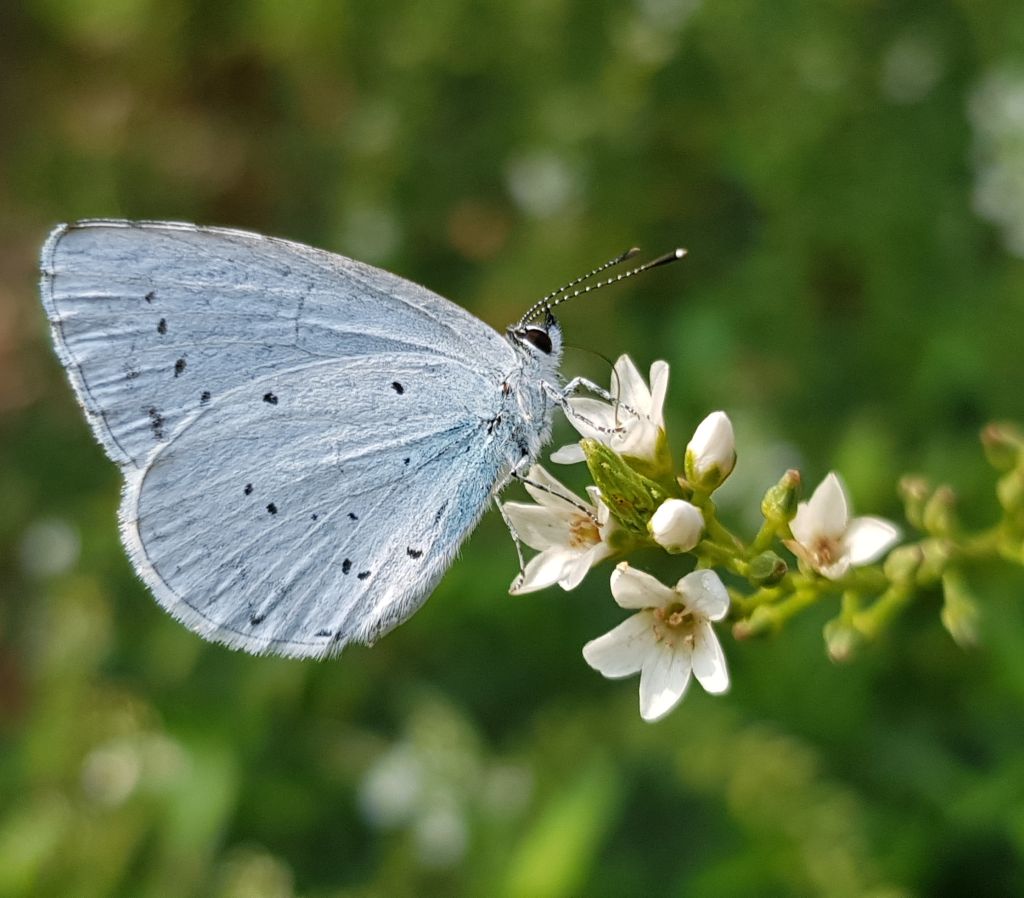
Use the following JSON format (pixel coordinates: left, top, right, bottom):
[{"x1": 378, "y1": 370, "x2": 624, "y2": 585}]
[
  {"x1": 507, "y1": 455, "x2": 598, "y2": 521},
  {"x1": 543, "y1": 382, "x2": 631, "y2": 438},
  {"x1": 554, "y1": 378, "x2": 643, "y2": 422},
  {"x1": 560, "y1": 375, "x2": 617, "y2": 403},
  {"x1": 495, "y1": 494, "x2": 528, "y2": 580},
  {"x1": 499, "y1": 455, "x2": 601, "y2": 593}
]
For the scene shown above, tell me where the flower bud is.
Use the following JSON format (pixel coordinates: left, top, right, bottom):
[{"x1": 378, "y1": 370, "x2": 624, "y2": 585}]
[
  {"x1": 916, "y1": 538, "x2": 951, "y2": 585},
  {"x1": 898, "y1": 475, "x2": 931, "y2": 530},
  {"x1": 997, "y1": 468, "x2": 1024, "y2": 514},
  {"x1": 922, "y1": 485, "x2": 957, "y2": 536},
  {"x1": 732, "y1": 606, "x2": 774, "y2": 640},
  {"x1": 941, "y1": 572, "x2": 981, "y2": 648},
  {"x1": 581, "y1": 439, "x2": 669, "y2": 534},
  {"x1": 760, "y1": 469, "x2": 802, "y2": 524},
  {"x1": 684, "y1": 411, "x2": 736, "y2": 490},
  {"x1": 882, "y1": 544, "x2": 922, "y2": 583},
  {"x1": 981, "y1": 422, "x2": 1024, "y2": 473},
  {"x1": 747, "y1": 550, "x2": 788, "y2": 586},
  {"x1": 823, "y1": 618, "x2": 861, "y2": 663},
  {"x1": 648, "y1": 499, "x2": 703, "y2": 554}
]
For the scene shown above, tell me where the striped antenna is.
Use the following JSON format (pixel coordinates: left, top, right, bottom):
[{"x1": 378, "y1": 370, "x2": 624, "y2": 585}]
[
  {"x1": 520, "y1": 247, "x2": 687, "y2": 325},
  {"x1": 517, "y1": 247, "x2": 641, "y2": 326}
]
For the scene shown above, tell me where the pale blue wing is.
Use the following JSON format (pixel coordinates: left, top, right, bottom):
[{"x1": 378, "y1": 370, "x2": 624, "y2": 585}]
[
  {"x1": 40, "y1": 220, "x2": 511, "y2": 468},
  {"x1": 40, "y1": 219, "x2": 524, "y2": 657},
  {"x1": 121, "y1": 354, "x2": 513, "y2": 658}
]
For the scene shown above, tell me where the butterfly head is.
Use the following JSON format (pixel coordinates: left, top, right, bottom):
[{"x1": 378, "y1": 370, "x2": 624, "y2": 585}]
[{"x1": 508, "y1": 311, "x2": 562, "y2": 363}]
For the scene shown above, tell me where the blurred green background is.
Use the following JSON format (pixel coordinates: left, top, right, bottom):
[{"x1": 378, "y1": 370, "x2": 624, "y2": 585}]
[{"x1": 3, "y1": 0, "x2": 1024, "y2": 895}]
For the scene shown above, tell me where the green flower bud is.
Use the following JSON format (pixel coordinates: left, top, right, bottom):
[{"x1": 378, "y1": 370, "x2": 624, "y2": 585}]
[
  {"x1": 898, "y1": 475, "x2": 931, "y2": 530},
  {"x1": 883, "y1": 544, "x2": 922, "y2": 583},
  {"x1": 823, "y1": 618, "x2": 861, "y2": 663},
  {"x1": 922, "y1": 485, "x2": 957, "y2": 536},
  {"x1": 582, "y1": 439, "x2": 669, "y2": 534},
  {"x1": 981, "y1": 421, "x2": 1024, "y2": 473},
  {"x1": 732, "y1": 606, "x2": 774, "y2": 639},
  {"x1": 997, "y1": 468, "x2": 1024, "y2": 514},
  {"x1": 760, "y1": 469, "x2": 802, "y2": 524},
  {"x1": 747, "y1": 550, "x2": 788, "y2": 586},
  {"x1": 916, "y1": 538, "x2": 951, "y2": 585},
  {"x1": 941, "y1": 571, "x2": 981, "y2": 648}
]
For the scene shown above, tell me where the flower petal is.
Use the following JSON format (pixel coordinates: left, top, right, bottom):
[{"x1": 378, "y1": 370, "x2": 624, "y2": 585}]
[
  {"x1": 563, "y1": 397, "x2": 619, "y2": 440},
  {"x1": 610, "y1": 562, "x2": 677, "y2": 609},
  {"x1": 582, "y1": 611, "x2": 655, "y2": 678},
  {"x1": 817, "y1": 556, "x2": 851, "y2": 581},
  {"x1": 549, "y1": 443, "x2": 586, "y2": 464},
  {"x1": 843, "y1": 516, "x2": 901, "y2": 565},
  {"x1": 692, "y1": 622, "x2": 729, "y2": 694},
  {"x1": 558, "y1": 541, "x2": 612, "y2": 590},
  {"x1": 615, "y1": 417, "x2": 661, "y2": 462},
  {"x1": 791, "y1": 471, "x2": 849, "y2": 544},
  {"x1": 502, "y1": 502, "x2": 572, "y2": 551},
  {"x1": 677, "y1": 570, "x2": 730, "y2": 621},
  {"x1": 612, "y1": 355, "x2": 652, "y2": 411},
  {"x1": 523, "y1": 465, "x2": 588, "y2": 514},
  {"x1": 510, "y1": 548, "x2": 576, "y2": 594},
  {"x1": 647, "y1": 360, "x2": 669, "y2": 430},
  {"x1": 639, "y1": 642, "x2": 692, "y2": 722},
  {"x1": 586, "y1": 489, "x2": 614, "y2": 532}
]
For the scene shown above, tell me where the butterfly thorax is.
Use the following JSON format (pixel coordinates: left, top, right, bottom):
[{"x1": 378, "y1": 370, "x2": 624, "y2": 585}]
[{"x1": 500, "y1": 317, "x2": 564, "y2": 469}]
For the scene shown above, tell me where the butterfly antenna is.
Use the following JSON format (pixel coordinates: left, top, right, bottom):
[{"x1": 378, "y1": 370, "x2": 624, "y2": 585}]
[
  {"x1": 521, "y1": 247, "x2": 688, "y2": 325},
  {"x1": 518, "y1": 247, "x2": 641, "y2": 326}
]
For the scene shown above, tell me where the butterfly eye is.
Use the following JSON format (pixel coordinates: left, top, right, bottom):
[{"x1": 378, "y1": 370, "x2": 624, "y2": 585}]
[{"x1": 520, "y1": 326, "x2": 552, "y2": 355}]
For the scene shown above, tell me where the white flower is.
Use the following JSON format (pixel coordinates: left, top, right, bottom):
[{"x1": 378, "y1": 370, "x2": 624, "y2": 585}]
[
  {"x1": 503, "y1": 465, "x2": 617, "y2": 594},
  {"x1": 551, "y1": 355, "x2": 669, "y2": 465},
  {"x1": 583, "y1": 563, "x2": 730, "y2": 722},
  {"x1": 684, "y1": 411, "x2": 736, "y2": 488},
  {"x1": 786, "y1": 471, "x2": 900, "y2": 580},
  {"x1": 648, "y1": 499, "x2": 704, "y2": 554}
]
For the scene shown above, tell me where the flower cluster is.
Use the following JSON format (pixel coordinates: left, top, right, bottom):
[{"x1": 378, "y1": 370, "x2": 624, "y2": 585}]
[{"x1": 503, "y1": 355, "x2": 915, "y2": 723}]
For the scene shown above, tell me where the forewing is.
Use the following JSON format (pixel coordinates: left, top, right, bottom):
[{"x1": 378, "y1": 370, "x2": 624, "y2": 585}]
[
  {"x1": 41, "y1": 220, "x2": 510, "y2": 468},
  {"x1": 123, "y1": 355, "x2": 508, "y2": 658}
]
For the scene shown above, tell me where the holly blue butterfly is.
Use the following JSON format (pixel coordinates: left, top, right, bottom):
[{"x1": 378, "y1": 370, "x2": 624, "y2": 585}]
[{"x1": 40, "y1": 220, "x2": 682, "y2": 658}]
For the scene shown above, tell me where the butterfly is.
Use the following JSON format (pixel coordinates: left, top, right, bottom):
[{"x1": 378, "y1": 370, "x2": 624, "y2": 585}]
[{"x1": 40, "y1": 220, "x2": 682, "y2": 658}]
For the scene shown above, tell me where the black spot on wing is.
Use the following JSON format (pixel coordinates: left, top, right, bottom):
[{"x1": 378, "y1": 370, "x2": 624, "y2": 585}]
[
  {"x1": 407, "y1": 547, "x2": 423, "y2": 559},
  {"x1": 342, "y1": 559, "x2": 352, "y2": 574},
  {"x1": 157, "y1": 318, "x2": 167, "y2": 335},
  {"x1": 434, "y1": 501, "x2": 448, "y2": 524},
  {"x1": 244, "y1": 483, "x2": 253, "y2": 495},
  {"x1": 348, "y1": 512, "x2": 358, "y2": 521},
  {"x1": 145, "y1": 290, "x2": 156, "y2": 303},
  {"x1": 311, "y1": 513, "x2": 319, "y2": 521},
  {"x1": 200, "y1": 390, "x2": 211, "y2": 405},
  {"x1": 148, "y1": 407, "x2": 165, "y2": 440},
  {"x1": 315, "y1": 628, "x2": 332, "y2": 637},
  {"x1": 357, "y1": 570, "x2": 371, "y2": 580},
  {"x1": 250, "y1": 612, "x2": 265, "y2": 626},
  {"x1": 391, "y1": 381, "x2": 405, "y2": 394},
  {"x1": 267, "y1": 502, "x2": 277, "y2": 515},
  {"x1": 173, "y1": 357, "x2": 186, "y2": 377},
  {"x1": 263, "y1": 392, "x2": 278, "y2": 405},
  {"x1": 403, "y1": 457, "x2": 410, "y2": 466}
]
